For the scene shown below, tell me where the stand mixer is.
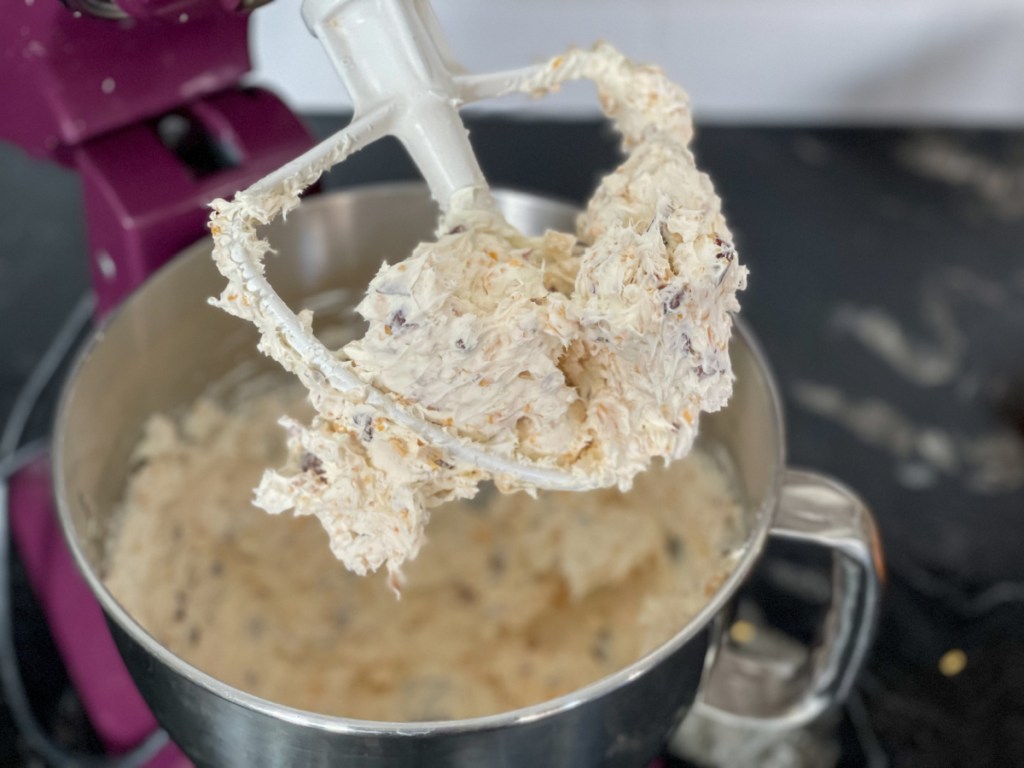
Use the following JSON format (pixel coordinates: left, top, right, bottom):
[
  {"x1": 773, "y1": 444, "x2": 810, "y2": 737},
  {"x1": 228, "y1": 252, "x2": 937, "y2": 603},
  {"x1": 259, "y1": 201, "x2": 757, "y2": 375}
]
[
  {"x1": 1, "y1": 2, "x2": 884, "y2": 766},
  {"x1": 4, "y1": 0, "x2": 631, "y2": 761}
]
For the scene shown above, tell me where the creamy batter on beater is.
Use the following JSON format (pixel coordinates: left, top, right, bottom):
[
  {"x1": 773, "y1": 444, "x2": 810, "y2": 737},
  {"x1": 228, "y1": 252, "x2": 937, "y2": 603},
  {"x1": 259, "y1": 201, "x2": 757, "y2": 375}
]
[
  {"x1": 210, "y1": 45, "x2": 747, "y2": 581},
  {"x1": 105, "y1": 378, "x2": 744, "y2": 720}
]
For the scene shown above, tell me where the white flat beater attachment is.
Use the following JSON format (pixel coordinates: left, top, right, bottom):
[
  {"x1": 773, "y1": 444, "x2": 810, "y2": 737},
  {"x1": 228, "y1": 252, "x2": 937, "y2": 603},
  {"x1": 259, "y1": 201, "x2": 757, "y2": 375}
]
[{"x1": 211, "y1": 0, "x2": 610, "y2": 492}]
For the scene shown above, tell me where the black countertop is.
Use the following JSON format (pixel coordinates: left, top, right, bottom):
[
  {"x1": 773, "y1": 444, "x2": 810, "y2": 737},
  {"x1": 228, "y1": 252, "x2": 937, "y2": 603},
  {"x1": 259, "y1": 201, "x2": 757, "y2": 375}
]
[{"x1": 3, "y1": 117, "x2": 1024, "y2": 767}]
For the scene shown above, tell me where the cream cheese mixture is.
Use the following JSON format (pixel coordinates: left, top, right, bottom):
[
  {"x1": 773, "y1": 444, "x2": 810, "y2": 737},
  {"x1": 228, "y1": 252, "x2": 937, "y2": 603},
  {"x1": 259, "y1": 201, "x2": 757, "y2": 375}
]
[
  {"x1": 105, "y1": 378, "x2": 745, "y2": 720},
  {"x1": 209, "y1": 44, "x2": 747, "y2": 581}
]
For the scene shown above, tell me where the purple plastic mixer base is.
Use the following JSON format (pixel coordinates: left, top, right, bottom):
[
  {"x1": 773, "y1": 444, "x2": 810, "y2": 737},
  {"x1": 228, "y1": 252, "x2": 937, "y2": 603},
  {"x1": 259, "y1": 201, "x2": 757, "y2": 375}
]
[
  {"x1": 3, "y1": 1, "x2": 313, "y2": 762},
  {"x1": 9, "y1": 459, "x2": 190, "y2": 766}
]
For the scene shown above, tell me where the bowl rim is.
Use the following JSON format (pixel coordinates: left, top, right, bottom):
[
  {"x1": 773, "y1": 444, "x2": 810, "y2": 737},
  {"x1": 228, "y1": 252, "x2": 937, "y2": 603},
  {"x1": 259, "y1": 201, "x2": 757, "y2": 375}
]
[{"x1": 53, "y1": 181, "x2": 785, "y2": 737}]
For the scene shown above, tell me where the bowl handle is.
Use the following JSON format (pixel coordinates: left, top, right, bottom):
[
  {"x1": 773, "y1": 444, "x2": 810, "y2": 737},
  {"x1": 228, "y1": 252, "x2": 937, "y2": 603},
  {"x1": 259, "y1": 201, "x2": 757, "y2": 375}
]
[{"x1": 691, "y1": 468, "x2": 885, "y2": 731}]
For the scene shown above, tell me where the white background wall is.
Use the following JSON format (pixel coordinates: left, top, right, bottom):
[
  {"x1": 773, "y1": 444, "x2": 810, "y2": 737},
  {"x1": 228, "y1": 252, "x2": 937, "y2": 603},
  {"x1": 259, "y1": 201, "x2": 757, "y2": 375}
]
[{"x1": 250, "y1": 0, "x2": 1024, "y2": 124}]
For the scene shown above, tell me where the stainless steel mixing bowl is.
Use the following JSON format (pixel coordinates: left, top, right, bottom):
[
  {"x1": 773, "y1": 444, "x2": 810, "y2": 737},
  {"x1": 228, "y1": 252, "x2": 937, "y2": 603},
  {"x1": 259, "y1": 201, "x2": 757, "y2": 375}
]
[{"x1": 53, "y1": 183, "x2": 883, "y2": 767}]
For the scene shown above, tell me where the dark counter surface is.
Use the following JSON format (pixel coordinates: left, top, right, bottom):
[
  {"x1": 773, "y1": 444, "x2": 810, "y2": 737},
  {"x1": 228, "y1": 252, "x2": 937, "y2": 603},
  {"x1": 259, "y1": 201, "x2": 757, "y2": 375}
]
[{"x1": 3, "y1": 117, "x2": 1024, "y2": 767}]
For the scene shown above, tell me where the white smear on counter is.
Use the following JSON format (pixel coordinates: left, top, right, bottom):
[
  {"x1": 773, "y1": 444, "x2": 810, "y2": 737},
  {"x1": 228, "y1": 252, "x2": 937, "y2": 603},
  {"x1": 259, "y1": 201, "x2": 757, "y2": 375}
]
[
  {"x1": 831, "y1": 266, "x2": 1014, "y2": 388},
  {"x1": 792, "y1": 381, "x2": 1024, "y2": 494},
  {"x1": 899, "y1": 136, "x2": 1024, "y2": 220},
  {"x1": 832, "y1": 303, "x2": 962, "y2": 387}
]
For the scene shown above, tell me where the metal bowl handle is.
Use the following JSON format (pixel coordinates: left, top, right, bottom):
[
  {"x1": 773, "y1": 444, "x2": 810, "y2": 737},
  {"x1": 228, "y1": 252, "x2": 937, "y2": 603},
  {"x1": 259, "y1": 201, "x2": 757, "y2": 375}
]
[{"x1": 692, "y1": 469, "x2": 885, "y2": 731}]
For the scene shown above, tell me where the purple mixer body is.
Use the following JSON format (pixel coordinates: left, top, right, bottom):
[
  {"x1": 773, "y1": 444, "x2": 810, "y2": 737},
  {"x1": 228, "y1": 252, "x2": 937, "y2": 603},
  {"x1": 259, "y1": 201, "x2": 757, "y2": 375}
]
[
  {"x1": 1, "y1": 1, "x2": 250, "y2": 163},
  {"x1": 2, "y1": 2, "x2": 314, "y2": 762}
]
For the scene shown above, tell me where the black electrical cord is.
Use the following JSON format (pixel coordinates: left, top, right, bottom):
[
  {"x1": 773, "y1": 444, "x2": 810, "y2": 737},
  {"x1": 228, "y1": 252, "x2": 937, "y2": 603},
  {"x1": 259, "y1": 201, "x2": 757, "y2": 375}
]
[{"x1": 0, "y1": 295, "x2": 169, "y2": 767}]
